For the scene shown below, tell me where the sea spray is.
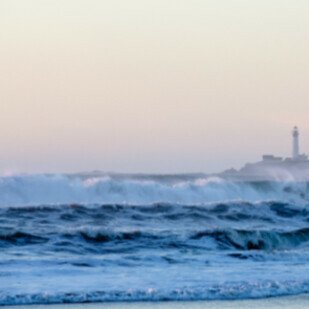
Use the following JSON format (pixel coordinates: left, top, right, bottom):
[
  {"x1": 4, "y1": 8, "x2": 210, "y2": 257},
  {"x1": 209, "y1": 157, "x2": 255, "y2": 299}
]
[{"x1": 0, "y1": 173, "x2": 308, "y2": 206}]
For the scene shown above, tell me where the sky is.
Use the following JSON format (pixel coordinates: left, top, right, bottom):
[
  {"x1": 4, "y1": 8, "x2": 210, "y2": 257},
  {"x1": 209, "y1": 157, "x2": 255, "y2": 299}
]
[{"x1": 1, "y1": 0, "x2": 309, "y2": 174}]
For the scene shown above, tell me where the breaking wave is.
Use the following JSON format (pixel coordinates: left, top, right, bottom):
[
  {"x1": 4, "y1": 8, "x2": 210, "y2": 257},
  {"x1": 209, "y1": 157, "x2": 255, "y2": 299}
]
[
  {"x1": 1, "y1": 280, "x2": 309, "y2": 305},
  {"x1": 2, "y1": 225, "x2": 309, "y2": 252},
  {"x1": 0, "y1": 173, "x2": 308, "y2": 206}
]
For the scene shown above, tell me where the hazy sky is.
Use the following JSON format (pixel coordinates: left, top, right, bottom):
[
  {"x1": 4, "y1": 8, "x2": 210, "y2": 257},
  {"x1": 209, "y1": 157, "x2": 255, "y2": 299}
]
[{"x1": 1, "y1": 1, "x2": 309, "y2": 174}]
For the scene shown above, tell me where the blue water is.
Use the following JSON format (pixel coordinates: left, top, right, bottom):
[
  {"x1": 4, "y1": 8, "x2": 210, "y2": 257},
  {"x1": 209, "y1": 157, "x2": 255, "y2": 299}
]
[{"x1": 1, "y1": 174, "x2": 309, "y2": 305}]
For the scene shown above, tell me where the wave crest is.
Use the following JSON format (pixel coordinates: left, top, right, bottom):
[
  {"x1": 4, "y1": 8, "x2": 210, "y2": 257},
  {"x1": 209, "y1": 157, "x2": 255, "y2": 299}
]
[{"x1": 0, "y1": 174, "x2": 308, "y2": 206}]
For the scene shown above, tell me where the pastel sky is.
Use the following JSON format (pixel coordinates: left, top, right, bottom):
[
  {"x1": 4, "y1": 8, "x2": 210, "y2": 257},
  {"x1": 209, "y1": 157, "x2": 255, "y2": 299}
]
[{"x1": 1, "y1": 1, "x2": 309, "y2": 174}]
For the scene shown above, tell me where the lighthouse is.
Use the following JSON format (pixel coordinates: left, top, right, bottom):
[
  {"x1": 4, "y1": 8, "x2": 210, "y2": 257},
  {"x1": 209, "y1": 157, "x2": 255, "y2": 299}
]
[{"x1": 292, "y1": 126, "x2": 300, "y2": 160}]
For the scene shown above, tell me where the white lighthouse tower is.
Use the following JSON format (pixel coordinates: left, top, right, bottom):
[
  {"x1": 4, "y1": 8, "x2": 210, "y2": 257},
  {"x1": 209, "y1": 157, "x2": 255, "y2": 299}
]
[{"x1": 292, "y1": 126, "x2": 300, "y2": 160}]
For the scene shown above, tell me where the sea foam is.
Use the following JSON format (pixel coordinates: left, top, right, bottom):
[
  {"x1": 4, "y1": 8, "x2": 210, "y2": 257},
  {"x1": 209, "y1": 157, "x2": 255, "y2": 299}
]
[{"x1": 0, "y1": 173, "x2": 307, "y2": 207}]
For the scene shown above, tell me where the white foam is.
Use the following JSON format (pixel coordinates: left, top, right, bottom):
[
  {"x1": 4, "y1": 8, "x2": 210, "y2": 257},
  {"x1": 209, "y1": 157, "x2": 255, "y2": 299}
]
[{"x1": 0, "y1": 174, "x2": 307, "y2": 207}]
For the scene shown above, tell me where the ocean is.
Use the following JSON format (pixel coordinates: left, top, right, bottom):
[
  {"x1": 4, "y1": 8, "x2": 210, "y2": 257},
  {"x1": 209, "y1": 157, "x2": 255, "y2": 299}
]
[{"x1": 1, "y1": 173, "x2": 309, "y2": 306}]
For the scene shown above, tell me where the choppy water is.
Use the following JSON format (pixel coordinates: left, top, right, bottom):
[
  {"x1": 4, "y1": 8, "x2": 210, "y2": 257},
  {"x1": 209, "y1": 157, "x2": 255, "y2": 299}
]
[{"x1": 1, "y1": 174, "x2": 309, "y2": 305}]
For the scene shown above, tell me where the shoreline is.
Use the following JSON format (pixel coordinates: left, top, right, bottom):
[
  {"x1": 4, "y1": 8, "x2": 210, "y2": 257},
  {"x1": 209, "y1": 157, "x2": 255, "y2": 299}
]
[{"x1": 2, "y1": 294, "x2": 309, "y2": 309}]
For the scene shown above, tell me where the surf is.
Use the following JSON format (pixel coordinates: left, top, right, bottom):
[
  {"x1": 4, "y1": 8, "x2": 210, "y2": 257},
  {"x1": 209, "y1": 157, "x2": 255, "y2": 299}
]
[{"x1": 0, "y1": 173, "x2": 309, "y2": 207}]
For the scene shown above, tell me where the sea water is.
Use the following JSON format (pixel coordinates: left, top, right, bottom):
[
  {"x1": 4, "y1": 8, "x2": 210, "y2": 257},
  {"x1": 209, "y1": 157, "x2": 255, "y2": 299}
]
[{"x1": 0, "y1": 173, "x2": 309, "y2": 305}]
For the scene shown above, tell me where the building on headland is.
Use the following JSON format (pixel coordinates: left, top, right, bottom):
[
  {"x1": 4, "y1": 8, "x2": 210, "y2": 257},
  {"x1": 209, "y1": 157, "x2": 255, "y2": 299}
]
[{"x1": 221, "y1": 126, "x2": 309, "y2": 181}]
